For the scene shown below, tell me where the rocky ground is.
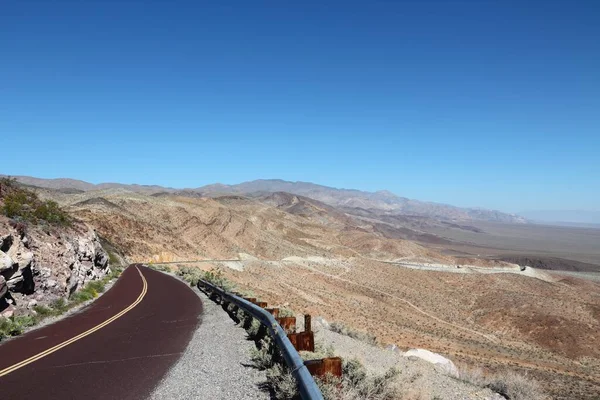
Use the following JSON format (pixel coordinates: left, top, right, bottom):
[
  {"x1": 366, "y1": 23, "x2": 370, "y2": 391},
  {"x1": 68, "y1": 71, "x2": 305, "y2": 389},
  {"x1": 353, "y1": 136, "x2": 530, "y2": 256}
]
[
  {"x1": 32, "y1": 188, "x2": 600, "y2": 399},
  {"x1": 306, "y1": 317, "x2": 505, "y2": 400}
]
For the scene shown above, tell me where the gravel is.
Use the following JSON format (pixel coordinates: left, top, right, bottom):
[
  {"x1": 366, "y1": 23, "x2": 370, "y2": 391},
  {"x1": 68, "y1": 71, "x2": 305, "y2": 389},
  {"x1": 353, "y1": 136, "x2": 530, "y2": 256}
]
[{"x1": 149, "y1": 287, "x2": 269, "y2": 400}]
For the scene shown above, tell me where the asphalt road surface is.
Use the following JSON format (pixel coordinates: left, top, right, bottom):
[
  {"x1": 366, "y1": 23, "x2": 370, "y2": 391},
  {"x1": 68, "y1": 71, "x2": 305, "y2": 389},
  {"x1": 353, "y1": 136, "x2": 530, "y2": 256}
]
[{"x1": 0, "y1": 265, "x2": 202, "y2": 399}]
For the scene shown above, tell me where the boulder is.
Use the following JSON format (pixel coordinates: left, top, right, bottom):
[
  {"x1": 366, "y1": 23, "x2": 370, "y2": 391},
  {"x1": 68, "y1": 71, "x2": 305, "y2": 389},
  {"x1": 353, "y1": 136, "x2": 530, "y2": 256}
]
[
  {"x1": 0, "y1": 250, "x2": 14, "y2": 273},
  {"x1": 403, "y1": 348, "x2": 459, "y2": 378}
]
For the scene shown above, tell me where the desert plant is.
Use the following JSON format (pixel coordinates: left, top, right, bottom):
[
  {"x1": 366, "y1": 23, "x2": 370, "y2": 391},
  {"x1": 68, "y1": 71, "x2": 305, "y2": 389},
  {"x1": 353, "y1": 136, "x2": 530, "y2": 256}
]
[
  {"x1": 267, "y1": 364, "x2": 299, "y2": 400},
  {"x1": 250, "y1": 337, "x2": 276, "y2": 370},
  {"x1": 486, "y1": 370, "x2": 545, "y2": 400},
  {"x1": 0, "y1": 178, "x2": 71, "y2": 226},
  {"x1": 316, "y1": 358, "x2": 400, "y2": 400},
  {"x1": 329, "y1": 321, "x2": 378, "y2": 346},
  {"x1": 176, "y1": 265, "x2": 203, "y2": 286},
  {"x1": 459, "y1": 366, "x2": 545, "y2": 400},
  {"x1": 32, "y1": 304, "x2": 56, "y2": 318},
  {"x1": 202, "y1": 267, "x2": 236, "y2": 291},
  {"x1": 278, "y1": 307, "x2": 295, "y2": 317}
]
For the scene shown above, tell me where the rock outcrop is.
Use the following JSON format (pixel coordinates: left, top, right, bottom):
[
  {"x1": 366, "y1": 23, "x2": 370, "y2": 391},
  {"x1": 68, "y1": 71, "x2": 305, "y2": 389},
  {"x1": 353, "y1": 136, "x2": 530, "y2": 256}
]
[
  {"x1": 404, "y1": 348, "x2": 460, "y2": 378},
  {"x1": 0, "y1": 216, "x2": 110, "y2": 317}
]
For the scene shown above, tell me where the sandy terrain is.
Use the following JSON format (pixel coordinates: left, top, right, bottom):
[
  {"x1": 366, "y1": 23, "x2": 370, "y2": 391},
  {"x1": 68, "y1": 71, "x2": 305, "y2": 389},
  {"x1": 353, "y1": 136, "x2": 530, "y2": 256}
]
[{"x1": 41, "y1": 189, "x2": 600, "y2": 399}]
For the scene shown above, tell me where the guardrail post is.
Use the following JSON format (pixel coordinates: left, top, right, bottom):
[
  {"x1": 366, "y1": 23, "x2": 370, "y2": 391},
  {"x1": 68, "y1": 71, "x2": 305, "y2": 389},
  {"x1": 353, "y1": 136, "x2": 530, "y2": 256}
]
[
  {"x1": 304, "y1": 314, "x2": 311, "y2": 332},
  {"x1": 198, "y1": 279, "x2": 325, "y2": 400},
  {"x1": 257, "y1": 301, "x2": 268, "y2": 308},
  {"x1": 265, "y1": 308, "x2": 280, "y2": 317},
  {"x1": 276, "y1": 317, "x2": 296, "y2": 333},
  {"x1": 288, "y1": 331, "x2": 315, "y2": 352},
  {"x1": 305, "y1": 357, "x2": 343, "y2": 380}
]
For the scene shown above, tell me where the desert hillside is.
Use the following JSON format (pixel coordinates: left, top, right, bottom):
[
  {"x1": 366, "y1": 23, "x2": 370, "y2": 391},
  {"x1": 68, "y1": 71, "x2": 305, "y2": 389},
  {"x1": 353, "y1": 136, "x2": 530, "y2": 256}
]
[{"x1": 38, "y1": 187, "x2": 600, "y2": 399}]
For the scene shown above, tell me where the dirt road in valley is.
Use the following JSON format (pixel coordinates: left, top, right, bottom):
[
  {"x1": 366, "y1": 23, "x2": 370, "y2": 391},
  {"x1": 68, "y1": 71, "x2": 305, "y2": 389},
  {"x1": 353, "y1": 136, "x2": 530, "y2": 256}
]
[{"x1": 0, "y1": 265, "x2": 202, "y2": 400}]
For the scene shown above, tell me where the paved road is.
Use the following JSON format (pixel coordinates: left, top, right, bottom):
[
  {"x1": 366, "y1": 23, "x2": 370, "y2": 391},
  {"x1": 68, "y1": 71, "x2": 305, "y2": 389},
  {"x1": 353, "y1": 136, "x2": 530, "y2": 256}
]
[{"x1": 0, "y1": 265, "x2": 202, "y2": 400}]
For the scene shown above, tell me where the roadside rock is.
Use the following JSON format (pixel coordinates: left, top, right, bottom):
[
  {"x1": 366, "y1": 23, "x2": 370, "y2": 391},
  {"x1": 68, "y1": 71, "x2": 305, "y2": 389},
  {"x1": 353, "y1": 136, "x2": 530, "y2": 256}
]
[
  {"x1": 0, "y1": 215, "x2": 112, "y2": 314},
  {"x1": 404, "y1": 348, "x2": 459, "y2": 378},
  {"x1": 0, "y1": 250, "x2": 14, "y2": 272}
]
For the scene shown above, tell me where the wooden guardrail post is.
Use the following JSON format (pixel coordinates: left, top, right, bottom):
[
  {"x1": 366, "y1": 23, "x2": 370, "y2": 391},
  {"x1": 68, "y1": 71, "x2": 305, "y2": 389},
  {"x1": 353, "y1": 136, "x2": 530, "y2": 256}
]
[{"x1": 257, "y1": 301, "x2": 268, "y2": 308}]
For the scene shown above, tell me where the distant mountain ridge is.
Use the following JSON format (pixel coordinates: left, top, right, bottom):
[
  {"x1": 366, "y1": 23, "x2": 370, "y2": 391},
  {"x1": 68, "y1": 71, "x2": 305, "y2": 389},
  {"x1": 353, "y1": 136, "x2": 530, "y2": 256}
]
[
  {"x1": 1, "y1": 175, "x2": 526, "y2": 223},
  {"x1": 196, "y1": 179, "x2": 526, "y2": 223}
]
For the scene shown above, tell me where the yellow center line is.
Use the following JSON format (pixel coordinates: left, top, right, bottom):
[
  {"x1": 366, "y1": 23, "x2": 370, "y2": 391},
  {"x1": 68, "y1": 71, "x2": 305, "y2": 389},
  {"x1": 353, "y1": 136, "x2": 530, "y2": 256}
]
[{"x1": 0, "y1": 266, "x2": 148, "y2": 378}]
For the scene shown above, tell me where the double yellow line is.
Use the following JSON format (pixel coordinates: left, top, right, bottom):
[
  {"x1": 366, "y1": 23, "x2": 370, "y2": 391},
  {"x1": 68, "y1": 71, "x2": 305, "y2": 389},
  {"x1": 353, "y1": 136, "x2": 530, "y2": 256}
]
[{"x1": 0, "y1": 266, "x2": 148, "y2": 378}]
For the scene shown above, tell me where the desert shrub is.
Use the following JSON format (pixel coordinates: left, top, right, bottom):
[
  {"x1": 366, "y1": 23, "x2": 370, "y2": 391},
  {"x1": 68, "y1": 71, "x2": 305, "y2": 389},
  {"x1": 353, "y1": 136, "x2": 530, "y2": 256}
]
[
  {"x1": 176, "y1": 265, "x2": 203, "y2": 286},
  {"x1": 329, "y1": 321, "x2": 378, "y2": 345},
  {"x1": 247, "y1": 317, "x2": 262, "y2": 339},
  {"x1": 278, "y1": 307, "x2": 295, "y2": 318},
  {"x1": 487, "y1": 370, "x2": 544, "y2": 400},
  {"x1": 70, "y1": 290, "x2": 94, "y2": 304},
  {"x1": 267, "y1": 364, "x2": 299, "y2": 400},
  {"x1": 250, "y1": 337, "x2": 276, "y2": 370},
  {"x1": 299, "y1": 341, "x2": 336, "y2": 361},
  {"x1": 50, "y1": 297, "x2": 69, "y2": 313},
  {"x1": 317, "y1": 358, "x2": 400, "y2": 400},
  {"x1": 33, "y1": 305, "x2": 56, "y2": 317},
  {"x1": 459, "y1": 366, "x2": 545, "y2": 400},
  {"x1": 0, "y1": 178, "x2": 71, "y2": 226},
  {"x1": 202, "y1": 268, "x2": 235, "y2": 291},
  {"x1": 108, "y1": 266, "x2": 124, "y2": 280},
  {"x1": 0, "y1": 315, "x2": 38, "y2": 339},
  {"x1": 70, "y1": 279, "x2": 106, "y2": 303}
]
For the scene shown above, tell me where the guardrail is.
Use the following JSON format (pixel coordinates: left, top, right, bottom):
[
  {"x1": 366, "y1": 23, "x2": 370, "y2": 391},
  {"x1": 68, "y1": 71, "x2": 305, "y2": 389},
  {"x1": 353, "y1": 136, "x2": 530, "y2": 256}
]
[{"x1": 198, "y1": 279, "x2": 325, "y2": 400}]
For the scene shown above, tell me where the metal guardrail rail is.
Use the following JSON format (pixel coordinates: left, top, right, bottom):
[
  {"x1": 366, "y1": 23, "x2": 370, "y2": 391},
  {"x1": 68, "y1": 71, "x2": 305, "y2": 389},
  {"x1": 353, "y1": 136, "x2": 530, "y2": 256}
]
[{"x1": 198, "y1": 279, "x2": 325, "y2": 400}]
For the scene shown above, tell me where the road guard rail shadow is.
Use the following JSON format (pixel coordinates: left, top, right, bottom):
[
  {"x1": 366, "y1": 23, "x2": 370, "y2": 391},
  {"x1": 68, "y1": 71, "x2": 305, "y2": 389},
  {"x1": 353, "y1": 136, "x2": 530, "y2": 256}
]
[{"x1": 198, "y1": 279, "x2": 325, "y2": 400}]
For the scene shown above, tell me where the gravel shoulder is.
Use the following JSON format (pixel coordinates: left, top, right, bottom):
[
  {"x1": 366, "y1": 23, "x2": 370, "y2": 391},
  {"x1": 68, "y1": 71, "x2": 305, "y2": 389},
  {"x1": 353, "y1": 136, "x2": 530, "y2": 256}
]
[{"x1": 149, "y1": 286, "x2": 269, "y2": 400}]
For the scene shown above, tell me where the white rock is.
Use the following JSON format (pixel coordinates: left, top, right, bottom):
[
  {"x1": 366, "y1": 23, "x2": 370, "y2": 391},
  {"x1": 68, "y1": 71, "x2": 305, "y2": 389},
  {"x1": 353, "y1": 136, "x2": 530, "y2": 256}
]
[
  {"x1": 403, "y1": 348, "x2": 459, "y2": 378},
  {"x1": 0, "y1": 250, "x2": 14, "y2": 272}
]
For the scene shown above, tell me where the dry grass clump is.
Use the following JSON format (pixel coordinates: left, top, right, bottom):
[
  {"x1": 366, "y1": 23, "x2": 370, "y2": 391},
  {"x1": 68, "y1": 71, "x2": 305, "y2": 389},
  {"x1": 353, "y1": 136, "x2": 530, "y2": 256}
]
[
  {"x1": 329, "y1": 321, "x2": 378, "y2": 346},
  {"x1": 317, "y1": 358, "x2": 400, "y2": 400},
  {"x1": 459, "y1": 366, "x2": 545, "y2": 400},
  {"x1": 267, "y1": 364, "x2": 299, "y2": 400}
]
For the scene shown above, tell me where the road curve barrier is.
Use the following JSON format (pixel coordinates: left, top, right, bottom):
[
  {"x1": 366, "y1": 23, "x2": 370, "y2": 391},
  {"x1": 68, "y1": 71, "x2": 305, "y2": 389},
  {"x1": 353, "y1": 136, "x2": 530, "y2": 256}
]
[{"x1": 198, "y1": 279, "x2": 328, "y2": 400}]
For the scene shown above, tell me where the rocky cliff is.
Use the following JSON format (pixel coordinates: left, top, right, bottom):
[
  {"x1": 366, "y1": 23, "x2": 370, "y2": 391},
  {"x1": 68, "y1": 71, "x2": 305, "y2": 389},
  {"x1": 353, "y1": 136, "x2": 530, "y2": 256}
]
[{"x1": 0, "y1": 215, "x2": 110, "y2": 318}]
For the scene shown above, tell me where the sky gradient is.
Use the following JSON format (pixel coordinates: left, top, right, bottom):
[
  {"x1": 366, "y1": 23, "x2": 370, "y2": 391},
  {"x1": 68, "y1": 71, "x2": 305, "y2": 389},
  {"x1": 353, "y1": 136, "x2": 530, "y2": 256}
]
[{"x1": 1, "y1": 1, "x2": 599, "y2": 213}]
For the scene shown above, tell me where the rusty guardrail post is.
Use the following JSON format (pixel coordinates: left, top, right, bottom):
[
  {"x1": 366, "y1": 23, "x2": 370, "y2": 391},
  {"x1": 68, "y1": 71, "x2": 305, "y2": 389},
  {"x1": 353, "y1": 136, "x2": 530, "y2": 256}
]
[
  {"x1": 305, "y1": 357, "x2": 343, "y2": 380},
  {"x1": 198, "y1": 279, "x2": 324, "y2": 400}
]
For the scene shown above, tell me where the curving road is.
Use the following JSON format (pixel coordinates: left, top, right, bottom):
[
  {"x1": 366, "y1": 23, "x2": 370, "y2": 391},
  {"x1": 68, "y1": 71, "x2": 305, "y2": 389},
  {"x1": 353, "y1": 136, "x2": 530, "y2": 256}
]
[{"x1": 0, "y1": 265, "x2": 202, "y2": 400}]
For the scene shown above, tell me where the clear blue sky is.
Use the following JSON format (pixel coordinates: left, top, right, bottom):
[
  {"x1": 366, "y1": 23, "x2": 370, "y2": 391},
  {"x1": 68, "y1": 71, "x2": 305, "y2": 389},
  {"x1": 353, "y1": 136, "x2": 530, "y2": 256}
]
[{"x1": 1, "y1": 0, "x2": 598, "y2": 213}]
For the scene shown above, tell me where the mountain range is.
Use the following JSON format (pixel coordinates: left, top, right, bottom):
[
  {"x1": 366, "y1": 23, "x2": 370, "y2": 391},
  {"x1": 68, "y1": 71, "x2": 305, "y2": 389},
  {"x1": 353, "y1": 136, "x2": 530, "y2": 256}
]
[{"x1": 2, "y1": 175, "x2": 526, "y2": 224}]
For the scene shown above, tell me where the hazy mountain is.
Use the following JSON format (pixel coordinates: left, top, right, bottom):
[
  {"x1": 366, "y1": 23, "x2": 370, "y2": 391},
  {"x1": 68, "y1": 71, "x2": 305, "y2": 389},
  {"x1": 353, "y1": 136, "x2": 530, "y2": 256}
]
[
  {"x1": 197, "y1": 179, "x2": 526, "y2": 223},
  {"x1": 2, "y1": 175, "x2": 526, "y2": 223},
  {"x1": 0, "y1": 175, "x2": 176, "y2": 194},
  {"x1": 520, "y1": 210, "x2": 600, "y2": 225}
]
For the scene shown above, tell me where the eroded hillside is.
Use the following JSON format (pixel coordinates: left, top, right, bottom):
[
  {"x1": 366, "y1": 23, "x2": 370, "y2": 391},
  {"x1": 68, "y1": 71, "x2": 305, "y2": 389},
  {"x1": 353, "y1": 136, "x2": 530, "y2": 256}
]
[{"x1": 45, "y1": 189, "x2": 600, "y2": 399}]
